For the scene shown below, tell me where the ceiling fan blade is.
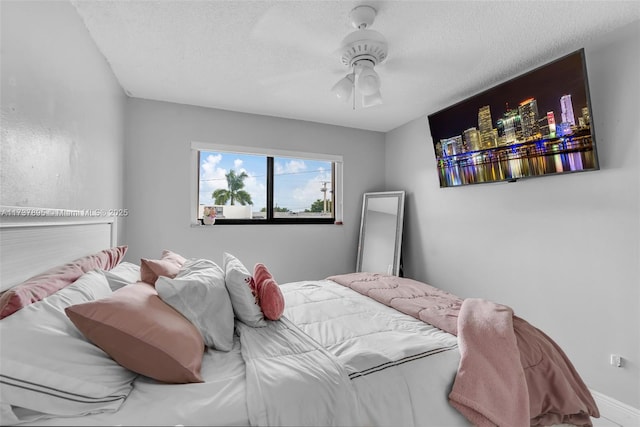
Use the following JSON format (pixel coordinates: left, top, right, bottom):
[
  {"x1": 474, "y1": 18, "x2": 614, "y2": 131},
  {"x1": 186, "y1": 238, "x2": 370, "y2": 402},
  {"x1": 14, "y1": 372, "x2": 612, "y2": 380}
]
[{"x1": 250, "y1": 4, "x2": 341, "y2": 56}]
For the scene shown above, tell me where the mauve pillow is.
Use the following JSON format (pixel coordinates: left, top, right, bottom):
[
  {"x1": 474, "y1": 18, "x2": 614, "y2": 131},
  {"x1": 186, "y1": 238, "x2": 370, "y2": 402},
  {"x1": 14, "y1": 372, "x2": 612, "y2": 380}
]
[
  {"x1": 162, "y1": 249, "x2": 187, "y2": 265},
  {"x1": 65, "y1": 282, "x2": 205, "y2": 384},
  {"x1": 140, "y1": 249, "x2": 186, "y2": 285},
  {"x1": 253, "y1": 263, "x2": 285, "y2": 321},
  {"x1": 0, "y1": 245, "x2": 128, "y2": 319}
]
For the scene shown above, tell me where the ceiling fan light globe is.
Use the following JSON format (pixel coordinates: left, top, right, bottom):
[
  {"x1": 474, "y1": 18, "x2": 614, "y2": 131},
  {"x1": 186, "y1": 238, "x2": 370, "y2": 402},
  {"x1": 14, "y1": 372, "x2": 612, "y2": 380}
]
[
  {"x1": 357, "y1": 74, "x2": 380, "y2": 96},
  {"x1": 356, "y1": 63, "x2": 380, "y2": 96},
  {"x1": 362, "y1": 91, "x2": 383, "y2": 108},
  {"x1": 331, "y1": 74, "x2": 354, "y2": 101}
]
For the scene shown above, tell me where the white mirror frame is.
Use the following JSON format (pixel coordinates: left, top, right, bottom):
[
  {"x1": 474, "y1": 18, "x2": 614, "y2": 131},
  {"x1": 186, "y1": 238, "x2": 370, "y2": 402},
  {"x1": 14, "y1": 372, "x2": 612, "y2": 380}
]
[{"x1": 356, "y1": 191, "x2": 405, "y2": 276}]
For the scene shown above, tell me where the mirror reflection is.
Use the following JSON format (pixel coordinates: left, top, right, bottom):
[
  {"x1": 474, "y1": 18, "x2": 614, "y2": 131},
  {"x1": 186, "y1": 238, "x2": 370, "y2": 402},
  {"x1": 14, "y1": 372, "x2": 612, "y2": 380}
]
[{"x1": 356, "y1": 191, "x2": 405, "y2": 276}]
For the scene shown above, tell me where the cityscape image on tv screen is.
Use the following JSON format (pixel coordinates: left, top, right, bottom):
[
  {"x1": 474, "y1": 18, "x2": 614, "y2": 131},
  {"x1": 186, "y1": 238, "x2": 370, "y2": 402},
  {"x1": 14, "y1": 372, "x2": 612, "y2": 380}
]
[{"x1": 427, "y1": 49, "x2": 599, "y2": 188}]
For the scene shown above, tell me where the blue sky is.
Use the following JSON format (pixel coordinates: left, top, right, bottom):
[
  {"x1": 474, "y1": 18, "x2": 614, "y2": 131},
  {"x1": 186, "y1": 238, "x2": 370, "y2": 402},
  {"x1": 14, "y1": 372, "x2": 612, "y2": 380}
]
[{"x1": 199, "y1": 151, "x2": 332, "y2": 212}]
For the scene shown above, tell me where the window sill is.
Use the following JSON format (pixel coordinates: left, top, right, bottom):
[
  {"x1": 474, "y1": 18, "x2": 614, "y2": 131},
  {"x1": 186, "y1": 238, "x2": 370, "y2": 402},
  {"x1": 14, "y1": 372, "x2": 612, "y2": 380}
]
[{"x1": 191, "y1": 218, "x2": 339, "y2": 226}]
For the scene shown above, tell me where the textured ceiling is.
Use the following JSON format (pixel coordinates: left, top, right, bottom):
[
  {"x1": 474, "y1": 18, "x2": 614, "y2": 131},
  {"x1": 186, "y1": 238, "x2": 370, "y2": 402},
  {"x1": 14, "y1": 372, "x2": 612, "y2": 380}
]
[{"x1": 72, "y1": 1, "x2": 640, "y2": 132}]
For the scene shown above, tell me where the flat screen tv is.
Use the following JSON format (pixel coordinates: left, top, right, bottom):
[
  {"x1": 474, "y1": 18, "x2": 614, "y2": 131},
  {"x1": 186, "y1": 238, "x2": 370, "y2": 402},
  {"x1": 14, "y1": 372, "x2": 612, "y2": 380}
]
[{"x1": 427, "y1": 49, "x2": 599, "y2": 188}]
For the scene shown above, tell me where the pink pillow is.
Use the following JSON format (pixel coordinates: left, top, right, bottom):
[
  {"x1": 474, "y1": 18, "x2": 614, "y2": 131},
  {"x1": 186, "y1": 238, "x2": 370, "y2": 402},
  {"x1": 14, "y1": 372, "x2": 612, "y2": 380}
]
[
  {"x1": 0, "y1": 246, "x2": 128, "y2": 319},
  {"x1": 65, "y1": 282, "x2": 204, "y2": 384},
  {"x1": 253, "y1": 263, "x2": 272, "y2": 286},
  {"x1": 140, "y1": 249, "x2": 186, "y2": 285},
  {"x1": 257, "y1": 278, "x2": 285, "y2": 321},
  {"x1": 161, "y1": 249, "x2": 187, "y2": 265},
  {"x1": 253, "y1": 263, "x2": 285, "y2": 321}
]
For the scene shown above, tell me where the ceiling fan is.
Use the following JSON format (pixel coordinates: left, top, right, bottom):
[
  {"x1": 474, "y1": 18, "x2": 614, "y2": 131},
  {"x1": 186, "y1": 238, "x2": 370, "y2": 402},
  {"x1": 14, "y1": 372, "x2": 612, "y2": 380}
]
[
  {"x1": 249, "y1": 3, "x2": 451, "y2": 110},
  {"x1": 331, "y1": 5, "x2": 388, "y2": 108}
]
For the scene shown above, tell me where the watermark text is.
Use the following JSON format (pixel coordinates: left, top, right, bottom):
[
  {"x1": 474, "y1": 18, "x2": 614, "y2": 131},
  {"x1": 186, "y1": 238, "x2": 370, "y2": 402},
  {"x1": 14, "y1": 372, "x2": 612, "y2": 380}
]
[{"x1": 1, "y1": 208, "x2": 129, "y2": 217}]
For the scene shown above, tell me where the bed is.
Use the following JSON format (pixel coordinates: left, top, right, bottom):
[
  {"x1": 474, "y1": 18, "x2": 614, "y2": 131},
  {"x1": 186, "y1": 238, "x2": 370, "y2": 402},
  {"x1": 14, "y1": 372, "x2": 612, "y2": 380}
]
[{"x1": 0, "y1": 212, "x2": 599, "y2": 426}]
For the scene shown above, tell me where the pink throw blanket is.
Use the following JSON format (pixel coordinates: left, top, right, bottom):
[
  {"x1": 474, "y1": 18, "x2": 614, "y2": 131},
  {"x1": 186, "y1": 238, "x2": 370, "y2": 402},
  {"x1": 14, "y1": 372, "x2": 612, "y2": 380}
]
[
  {"x1": 328, "y1": 273, "x2": 599, "y2": 427},
  {"x1": 449, "y1": 298, "x2": 529, "y2": 427}
]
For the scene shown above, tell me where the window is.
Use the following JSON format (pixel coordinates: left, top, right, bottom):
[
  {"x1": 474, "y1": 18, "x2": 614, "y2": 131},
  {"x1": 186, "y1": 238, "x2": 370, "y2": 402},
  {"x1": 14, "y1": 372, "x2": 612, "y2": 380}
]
[{"x1": 192, "y1": 142, "x2": 343, "y2": 225}]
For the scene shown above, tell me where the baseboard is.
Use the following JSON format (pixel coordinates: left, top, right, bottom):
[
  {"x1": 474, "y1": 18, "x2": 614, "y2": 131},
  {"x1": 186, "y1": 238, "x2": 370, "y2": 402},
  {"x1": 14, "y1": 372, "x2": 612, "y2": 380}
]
[{"x1": 591, "y1": 389, "x2": 640, "y2": 427}]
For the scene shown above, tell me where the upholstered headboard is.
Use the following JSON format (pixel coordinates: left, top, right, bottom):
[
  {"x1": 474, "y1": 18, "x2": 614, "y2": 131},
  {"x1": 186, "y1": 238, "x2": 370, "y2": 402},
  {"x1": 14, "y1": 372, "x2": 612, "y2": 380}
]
[{"x1": 0, "y1": 206, "x2": 117, "y2": 292}]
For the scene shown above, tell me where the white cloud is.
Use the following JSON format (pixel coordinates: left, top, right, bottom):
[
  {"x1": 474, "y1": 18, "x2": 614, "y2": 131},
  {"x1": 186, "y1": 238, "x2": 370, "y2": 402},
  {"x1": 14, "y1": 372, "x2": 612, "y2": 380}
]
[
  {"x1": 291, "y1": 170, "x2": 332, "y2": 208},
  {"x1": 275, "y1": 159, "x2": 307, "y2": 175},
  {"x1": 200, "y1": 154, "x2": 227, "y2": 196}
]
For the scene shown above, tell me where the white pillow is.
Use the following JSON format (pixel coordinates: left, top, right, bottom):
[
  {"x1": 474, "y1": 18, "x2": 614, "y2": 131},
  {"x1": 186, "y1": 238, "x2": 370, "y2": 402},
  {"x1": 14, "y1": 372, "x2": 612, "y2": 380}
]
[
  {"x1": 0, "y1": 270, "x2": 137, "y2": 424},
  {"x1": 102, "y1": 261, "x2": 140, "y2": 290},
  {"x1": 223, "y1": 252, "x2": 265, "y2": 327},
  {"x1": 156, "y1": 259, "x2": 234, "y2": 351}
]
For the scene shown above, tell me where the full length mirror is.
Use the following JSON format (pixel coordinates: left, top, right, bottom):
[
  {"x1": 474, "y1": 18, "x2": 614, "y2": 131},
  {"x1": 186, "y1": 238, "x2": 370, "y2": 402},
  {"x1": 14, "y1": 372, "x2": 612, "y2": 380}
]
[{"x1": 356, "y1": 191, "x2": 405, "y2": 276}]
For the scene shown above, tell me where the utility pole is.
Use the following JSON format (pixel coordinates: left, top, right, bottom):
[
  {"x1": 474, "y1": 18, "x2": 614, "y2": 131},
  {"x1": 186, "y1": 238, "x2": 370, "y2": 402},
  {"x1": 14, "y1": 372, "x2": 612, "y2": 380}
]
[{"x1": 320, "y1": 181, "x2": 328, "y2": 213}]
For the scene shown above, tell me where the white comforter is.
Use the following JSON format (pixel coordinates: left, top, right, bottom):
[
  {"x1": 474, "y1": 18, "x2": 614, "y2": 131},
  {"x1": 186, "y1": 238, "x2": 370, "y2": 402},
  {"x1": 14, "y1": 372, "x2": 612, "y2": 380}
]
[
  {"x1": 237, "y1": 317, "x2": 362, "y2": 426},
  {"x1": 279, "y1": 280, "x2": 469, "y2": 427}
]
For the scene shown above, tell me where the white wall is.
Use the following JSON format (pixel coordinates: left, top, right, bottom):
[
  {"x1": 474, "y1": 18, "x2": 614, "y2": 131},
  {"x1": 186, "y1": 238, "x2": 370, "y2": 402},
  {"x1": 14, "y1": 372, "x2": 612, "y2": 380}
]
[
  {"x1": 0, "y1": 0, "x2": 125, "y2": 237},
  {"x1": 123, "y1": 98, "x2": 385, "y2": 283},
  {"x1": 385, "y1": 21, "x2": 640, "y2": 408}
]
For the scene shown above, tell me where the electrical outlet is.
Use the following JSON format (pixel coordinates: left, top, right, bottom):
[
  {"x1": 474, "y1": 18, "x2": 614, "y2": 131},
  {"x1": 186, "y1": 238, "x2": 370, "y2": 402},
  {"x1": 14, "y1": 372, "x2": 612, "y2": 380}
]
[{"x1": 609, "y1": 354, "x2": 623, "y2": 368}]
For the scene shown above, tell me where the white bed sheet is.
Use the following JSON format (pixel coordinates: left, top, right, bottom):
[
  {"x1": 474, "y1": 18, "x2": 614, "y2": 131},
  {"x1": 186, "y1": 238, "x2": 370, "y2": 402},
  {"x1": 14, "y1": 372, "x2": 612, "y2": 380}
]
[{"x1": 20, "y1": 337, "x2": 249, "y2": 427}]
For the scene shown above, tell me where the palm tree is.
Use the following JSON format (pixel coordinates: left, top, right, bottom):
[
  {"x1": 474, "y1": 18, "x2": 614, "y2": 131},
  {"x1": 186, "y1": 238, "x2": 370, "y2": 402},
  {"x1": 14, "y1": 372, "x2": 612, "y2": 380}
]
[{"x1": 212, "y1": 170, "x2": 253, "y2": 206}]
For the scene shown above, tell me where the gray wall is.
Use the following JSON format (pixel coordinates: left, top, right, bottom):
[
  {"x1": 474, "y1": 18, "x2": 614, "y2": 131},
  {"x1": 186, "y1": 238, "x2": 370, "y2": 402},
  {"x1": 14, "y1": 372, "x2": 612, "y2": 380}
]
[
  {"x1": 0, "y1": 0, "x2": 125, "y2": 241},
  {"x1": 385, "y1": 21, "x2": 640, "y2": 408},
  {"x1": 123, "y1": 98, "x2": 385, "y2": 283}
]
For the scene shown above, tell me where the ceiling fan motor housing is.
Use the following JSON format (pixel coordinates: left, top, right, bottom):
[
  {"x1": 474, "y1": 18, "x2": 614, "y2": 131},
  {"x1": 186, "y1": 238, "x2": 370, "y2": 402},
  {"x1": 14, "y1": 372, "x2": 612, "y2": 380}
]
[
  {"x1": 339, "y1": 28, "x2": 388, "y2": 68},
  {"x1": 339, "y1": 6, "x2": 388, "y2": 68}
]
